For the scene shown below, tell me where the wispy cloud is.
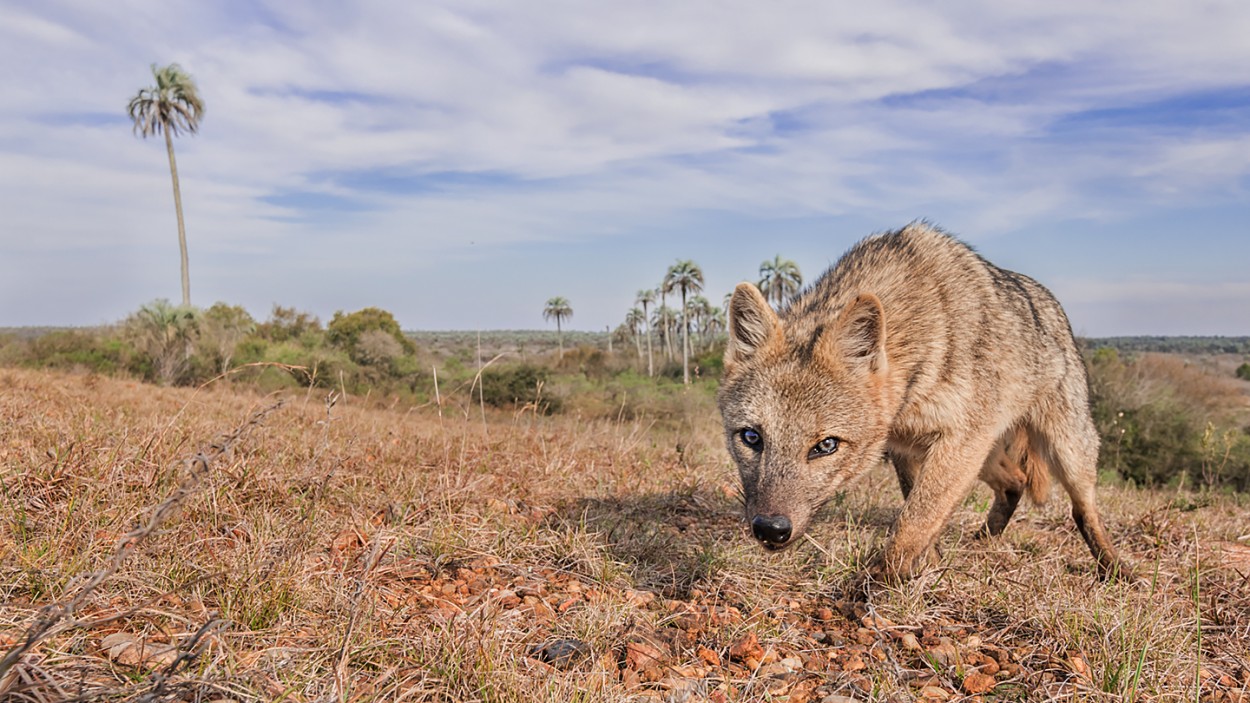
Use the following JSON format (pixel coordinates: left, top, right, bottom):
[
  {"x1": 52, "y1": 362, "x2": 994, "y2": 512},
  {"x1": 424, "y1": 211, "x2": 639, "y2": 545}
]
[{"x1": 1, "y1": 1, "x2": 1248, "y2": 331}]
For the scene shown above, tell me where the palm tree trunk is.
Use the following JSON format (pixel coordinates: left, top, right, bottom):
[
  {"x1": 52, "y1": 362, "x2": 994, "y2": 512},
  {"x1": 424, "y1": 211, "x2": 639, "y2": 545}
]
[
  {"x1": 660, "y1": 290, "x2": 672, "y2": 361},
  {"x1": 643, "y1": 302, "x2": 654, "y2": 377},
  {"x1": 681, "y1": 288, "x2": 690, "y2": 385},
  {"x1": 165, "y1": 128, "x2": 191, "y2": 307},
  {"x1": 556, "y1": 318, "x2": 563, "y2": 357}
]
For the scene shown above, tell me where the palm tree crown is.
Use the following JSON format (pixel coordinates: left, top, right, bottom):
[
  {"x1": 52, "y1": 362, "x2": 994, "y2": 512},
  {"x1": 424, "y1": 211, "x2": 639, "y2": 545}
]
[
  {"x1": 128, "y1": 64, "x2": 205, "y2": 138},
  {"x1": 543, "y1": 296, "x2": 573, "y2": 356},
  {"x1": 663, "y1": 260, "x2": 705, "y2": 384},
  {"x1": 128, "y1": 63, "x2": 205, "y2": 307},
  {"x1": 758, "y1": 254, "x2": 802, "y2": 309}
]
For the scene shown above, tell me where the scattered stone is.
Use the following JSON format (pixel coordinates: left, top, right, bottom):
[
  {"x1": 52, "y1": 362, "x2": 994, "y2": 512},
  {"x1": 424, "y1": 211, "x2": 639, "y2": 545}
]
[
  {"x1": 101, "y1": 632, "x2": 178, "y2": 669},
  {"x1": 729, "y1": 632, "x2": 763, "y2": 663},
  {"x1": 926, "y1": 638, "x2": 959, "y2": 667},
  {"x1": 861, "y1": 614, "x2": 893, "y2": 629},
  {"x1": 962, "y1": 672, "x2": 996, "y2": 694},
  {"x1": 696, "y1": 645, "x2": 721, "y2": 667},
  {"x1": 624, "y1": 589, "x2": 656, "y2": 607},
  {"x1": 820, "y1": 696, "x2": 863, "y2": 703},
  {"x1": 529, "y1": 639, "x2": 590, "y2": 669},
  {"x1": 899, "y1": 632, "x2": 922, "y2": 652},
  {"x1": 624, "y1": 640, "x2": 666, "y2": 671},
  {"x1": 918, "y1": 686, "x2": 951, "y2": 700}
]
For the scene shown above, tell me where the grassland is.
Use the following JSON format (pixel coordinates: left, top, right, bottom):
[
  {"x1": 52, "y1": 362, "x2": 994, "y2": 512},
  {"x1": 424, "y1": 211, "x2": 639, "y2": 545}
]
[{"x1": 1, "y1": 366, "x2": 1248, "y2": 702}]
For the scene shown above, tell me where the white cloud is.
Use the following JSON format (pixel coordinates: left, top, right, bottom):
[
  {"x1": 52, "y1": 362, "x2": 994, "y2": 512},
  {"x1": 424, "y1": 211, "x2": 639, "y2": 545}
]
[{"x1": 1, "y1": 1, "x2": 1249, "y2": 330}]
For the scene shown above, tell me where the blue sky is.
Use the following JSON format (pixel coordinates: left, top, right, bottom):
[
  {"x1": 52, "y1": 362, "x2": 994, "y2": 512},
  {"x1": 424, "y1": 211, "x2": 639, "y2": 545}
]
[{"x1": 1, "y1": 1, "x2": 1248, "y2": 336}]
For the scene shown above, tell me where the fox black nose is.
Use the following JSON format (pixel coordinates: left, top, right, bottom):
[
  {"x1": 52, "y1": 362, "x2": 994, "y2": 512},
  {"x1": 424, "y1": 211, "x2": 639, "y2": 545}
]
[{"x1": 751, "y1": 514, "x2": 792, "y2": 545}]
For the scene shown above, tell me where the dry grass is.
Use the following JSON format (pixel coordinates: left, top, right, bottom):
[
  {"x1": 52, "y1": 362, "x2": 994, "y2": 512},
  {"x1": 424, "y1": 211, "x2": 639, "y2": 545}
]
[{"x1": 1, "y1": 367, "x2": 1248, "y2": 702}]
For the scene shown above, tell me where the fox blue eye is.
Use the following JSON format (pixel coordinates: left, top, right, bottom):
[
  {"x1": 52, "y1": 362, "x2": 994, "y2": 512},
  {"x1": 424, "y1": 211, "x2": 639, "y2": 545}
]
[
  {"x1": 740, "y1": 428, "x2": 762, "y2": 447},
  {"x1": 809, "y1": 437, "x2": 840, "y2": 458}
]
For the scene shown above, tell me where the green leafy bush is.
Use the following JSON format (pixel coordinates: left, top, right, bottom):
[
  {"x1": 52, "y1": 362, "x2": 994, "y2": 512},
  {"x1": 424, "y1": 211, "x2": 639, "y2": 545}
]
[
  {"x1": 478, "y1": 364, "x2": 561, "y2": 413},
  {"x1": 1089, "y1": 351, "x2": 1250, "y2": 490}
]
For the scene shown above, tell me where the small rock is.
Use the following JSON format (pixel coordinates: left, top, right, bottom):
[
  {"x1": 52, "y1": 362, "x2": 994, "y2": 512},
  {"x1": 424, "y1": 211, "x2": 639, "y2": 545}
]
[
  {"x1": 729, "y1": 632, "x2": 764, "y2": 663},
  {"x1": 899, "y1": 632, "x2": 921, "y2": 651},
  {"x1": 815, "y1": 607, "x2": 835, "y2": 621},
  {"x1": 977, "y1": 658, "x2": 1000, "y2": 676},
  {"x1": 530, "y1": 639, "x2": 590, "y2": 669},
  {"x1": 966, "y1": 635, "x2": 981, "y2": 649},
  {"x1": 757, "y1": 662, "x2": 792, "y2": 678},
  {"x1": 926, "y1": 638, "x2": 958, "y2": 667},
  {"x1": 624, "y1": 640, "x2": 666, "y2": 671},
  {"x1": 820, "y1": 696, "x2": 863, "y2": 703},
  {"x1": 861, "y1": 614, "x2": 893, "y2": 629},
  {"x1": 101, "y1": 633, "x2": 178, "y2": 669},
  {"x1": 918, "y1": 686, "x2": 951, "y2": 700},
  {"x1": 495, "y1": 589, "x2": 521, "y2": 609},
  {"x1": 697, "y1": 645, "x2": 721, "y2": 667},
  {"x1": 962, "y1": 672, "x2": 996, "y2": 694},
  {"x1": 624, "y1": 589, "x2": 656, "y2": 607}
]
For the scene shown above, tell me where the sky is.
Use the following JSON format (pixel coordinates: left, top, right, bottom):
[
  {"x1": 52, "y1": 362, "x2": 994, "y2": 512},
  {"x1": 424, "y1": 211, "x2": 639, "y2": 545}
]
[{"x1": 1, "y1": 1, "x2": 1248, "y2": 336}]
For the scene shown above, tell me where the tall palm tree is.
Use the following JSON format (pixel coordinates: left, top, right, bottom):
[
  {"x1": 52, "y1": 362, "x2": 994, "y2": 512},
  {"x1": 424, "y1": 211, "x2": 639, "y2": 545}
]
[
  {"x1": 128, "y1": 63, "x2": 205, "y2": 307},
  {"x1": 758, "y1": 254, "x2": 803, "y2": 309},
  {"x1": 664, "y1": 260, "x2": 705, "y2": 384},
  {"x1": 543, "y1": 296, "x2": 573, "y2": 356},
  {"x1": 688, "y1": 295, "x2": 713, "y2": 352},
  {"x1": 624, "y1": 307, "x2": 646, "y2": 357},
  {"x1": 658, "y1": 284, "x2": 673, "y2": 362},
  {"x1": 636, "y1": 289, "x2": 656, "y2": 376},
  {"x1": 703, "y1": 305, "x2": 726, "y2": 350},
  {"x1": 653, "y1": 304, "x2": 675, "y2": 367}
]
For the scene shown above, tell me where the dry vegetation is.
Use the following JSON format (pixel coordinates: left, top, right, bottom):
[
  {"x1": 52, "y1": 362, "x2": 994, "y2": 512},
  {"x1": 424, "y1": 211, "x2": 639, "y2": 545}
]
[{"x1": 1, "y1": 367, "x2": 1248, "y2": 702}]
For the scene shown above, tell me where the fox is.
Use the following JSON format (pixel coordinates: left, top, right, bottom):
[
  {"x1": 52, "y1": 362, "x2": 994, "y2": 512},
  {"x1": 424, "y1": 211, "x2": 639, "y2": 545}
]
[{"x1": 718, "y1": 222, "x2": 1133, "y2": 582}]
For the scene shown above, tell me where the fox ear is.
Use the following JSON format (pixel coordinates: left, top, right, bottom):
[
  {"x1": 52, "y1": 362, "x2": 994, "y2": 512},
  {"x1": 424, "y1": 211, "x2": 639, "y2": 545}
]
[
  {"x1": 725, "y1": 282, "x2": 780, "y2": 371},
  {"x1": 829, "y1": 293, "x2": 887, "y2": 374}
]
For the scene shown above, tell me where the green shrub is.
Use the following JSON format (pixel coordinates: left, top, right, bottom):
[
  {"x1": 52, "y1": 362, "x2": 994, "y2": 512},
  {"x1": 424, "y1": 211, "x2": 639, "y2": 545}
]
[
  {"x1": 478, "y1": 364, "x2": 561, "y2": 413},
  {"x1": 19, "y1": 329, "x2": 136, "y2": 375},
  {"x1": 326, "y1": 307, "x2": 415, "y2": 361},
  {"x1": 1236, "y1": 362, "x2": 1250, "y2": 381},
  {"x1": 1089, "y1": 351, "x2": 1250, "y2": 490},
  {"x1": 256, "y1": 305, "x2": 321, "y2": 344}
]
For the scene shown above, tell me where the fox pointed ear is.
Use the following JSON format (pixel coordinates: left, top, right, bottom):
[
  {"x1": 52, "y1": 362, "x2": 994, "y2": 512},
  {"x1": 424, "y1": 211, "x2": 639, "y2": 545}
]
[
  {"x1": 725, "y1": 282, "x2": 780, "y2": 372},
  {"x1": 826, "y1": 293, "x2": 888, "y2": 374}
]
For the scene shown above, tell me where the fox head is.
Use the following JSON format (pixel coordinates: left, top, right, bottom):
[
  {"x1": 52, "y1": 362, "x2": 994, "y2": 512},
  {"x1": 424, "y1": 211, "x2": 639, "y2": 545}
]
[{"x1": 717, "y1": 282, "x2": 893, "y2": 551}]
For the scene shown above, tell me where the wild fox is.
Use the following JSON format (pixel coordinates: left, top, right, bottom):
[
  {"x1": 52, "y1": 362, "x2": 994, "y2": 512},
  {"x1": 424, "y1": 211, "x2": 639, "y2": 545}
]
[{"x1": 718, "y1": 222, "x2": 1132, "y2": 581}]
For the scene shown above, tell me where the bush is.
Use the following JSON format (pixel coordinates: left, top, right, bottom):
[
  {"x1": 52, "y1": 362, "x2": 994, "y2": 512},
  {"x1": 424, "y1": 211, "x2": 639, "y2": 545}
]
[
  {"x1": 1236, "y1": 362, "x2": 1250, "y2": 381},
  {"x1": 326, "y1": 307, "x2": 415, "y2": 362},
  {"x1": 197, "y1": 302, "x2": 255, "y2": 374},
  {"x1": 478, "y1": 364, "x2": 561, "y2": 413},
  {"x1": 125, "y1": 300, "x2": 200, "y2": 386},
  {"x1": 256, "y1": 305, "x2": 321, "y2": 344},
  {"x1": 1089, "y1": 351, "x2": 1250, "y2": 490},
  {"x1": 16, "y1": 329, "x2": 136, "y2": 375}
]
